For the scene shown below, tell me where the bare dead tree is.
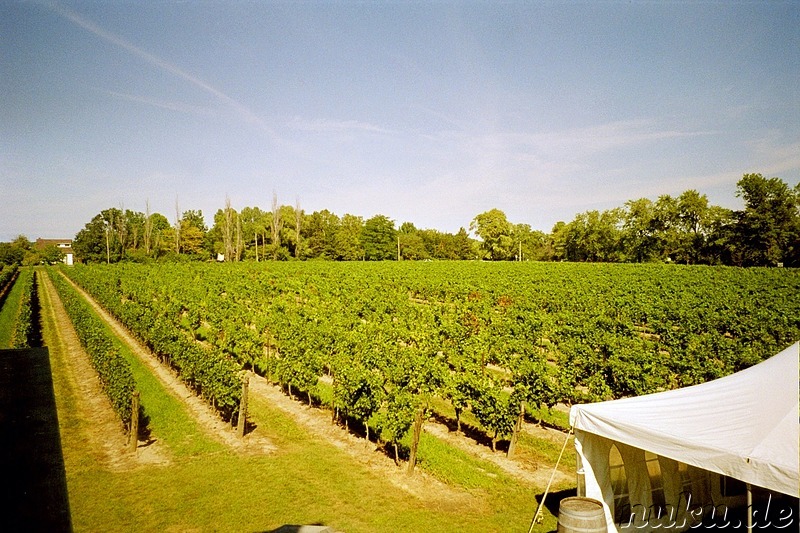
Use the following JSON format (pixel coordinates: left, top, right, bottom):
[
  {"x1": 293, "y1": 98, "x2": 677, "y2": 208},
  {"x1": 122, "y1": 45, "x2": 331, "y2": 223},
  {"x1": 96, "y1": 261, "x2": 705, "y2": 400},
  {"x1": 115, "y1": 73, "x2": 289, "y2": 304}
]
[
  {"x1": 235, "y1": 213, "x2": 242, "y2": 261},
  {"x1": 130, "y1": 215, "x2": 140, "y2": 251},
  {"x1": 223, "y1": 195, "x2": 234, "y2": 261},
  {"x1": 104, "y1": 211, "x2": 112, "y2": 264},
  {"x1": 144, "y1": 199, "x2": 153, "y2": 255},
  {"x1": 117, "y1": 202, "x2": 128, "y2": 254},
  {"x1": 295, "y1": 196, "x2": 302, "y2": 258},
  {"x1": 271, "y1": 191, "x2": 283, "y2": 260},
  {"x1": 174, "y1": 197, "x2": 181, "y2": 254}
]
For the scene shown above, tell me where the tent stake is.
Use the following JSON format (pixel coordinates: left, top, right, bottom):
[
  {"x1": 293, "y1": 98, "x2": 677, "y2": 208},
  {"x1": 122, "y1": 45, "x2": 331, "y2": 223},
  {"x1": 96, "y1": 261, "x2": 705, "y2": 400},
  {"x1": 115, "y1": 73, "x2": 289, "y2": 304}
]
[
  {"x1": 746, "y1": 483, "x2": 752, "y2": 533},
  {"x1": 528, "y1": 427, "x2": 573, "y2": 533}
]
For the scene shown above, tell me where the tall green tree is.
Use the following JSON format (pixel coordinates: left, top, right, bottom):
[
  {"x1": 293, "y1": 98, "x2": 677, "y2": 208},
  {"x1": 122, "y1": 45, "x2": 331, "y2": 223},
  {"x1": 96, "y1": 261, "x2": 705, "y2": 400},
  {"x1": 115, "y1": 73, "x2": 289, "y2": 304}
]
[
  {"x1": 511, "y1": 223, "x2": 547, "y2": 261},
  {"x1": 39, "y1": 244, "x2": 65, "y2": 265},
  {"x1": 699, "y1": 206, "x2": 736, "y2": 265},
  {"x1": 623, "y1": 198, "x2": 657, "y2": 262},
  {"x1": 335, "y1": 214, "x2": 365, "y2": 261},
  {"x1": 397, "y1": 222, "x2": 429, "y2": 260},
  {"x1": 239, "y1": 206, "x2": 266, "y2": 260},
  {"x1": 0, "y1": 236, "x2": 30, "y2": 265},
  {"x1": 124, "y1": 210, "x2": 146, "y2": 252},
  {"x1": 213, "y1": 198, "x2": 242, "y2": 261},
  {"x1": 564, "y1": 209, "x2": 624, "y2": 262},
  {"x1": 73, "y1": 208, "x2": 124, "y2": 263},
  {"x1": 179, "y1": 210, "x2": 207, "y2": 256},
  {"x1": 452, "y1": 227, "x2": 476, "y2": 260},
  {"x1": 303, "y1": 210, "x2": 340, "y2": 259},
  {"x1": 470, "y1": 209, "x2": 514, "y2": 260},
  {"x1": 362, "y1": 215, "x2": 397, "y2": 260},
  {"x1": 652, "y1": 195, "x2": 681, "y2": 261},
  {"x1": 677, "y1": 190, "x2": 710, "y2": 263},
  {"x1": 279, "y1": 204, "x2": 300, "y2": 259},
  {"x1": 733, "y1": 173, "x2": 799, "y2": 266},
  {"x1": 547, "y1": 221, "x2": 568, "y2": 261},
  {"x1": 148, "y1": 213, "x2": 172, "y2": 258}
]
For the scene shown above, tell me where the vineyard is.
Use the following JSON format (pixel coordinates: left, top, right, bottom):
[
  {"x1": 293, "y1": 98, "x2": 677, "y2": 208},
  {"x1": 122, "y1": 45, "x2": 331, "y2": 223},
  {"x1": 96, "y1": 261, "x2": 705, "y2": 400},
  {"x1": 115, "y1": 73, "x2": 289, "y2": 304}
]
[
  {"x1": 61, "y1": 261, "x2": 800, "y2": 464},
  {"x1": 48, "y1": 270, "x2": 140, "y2": 434}
]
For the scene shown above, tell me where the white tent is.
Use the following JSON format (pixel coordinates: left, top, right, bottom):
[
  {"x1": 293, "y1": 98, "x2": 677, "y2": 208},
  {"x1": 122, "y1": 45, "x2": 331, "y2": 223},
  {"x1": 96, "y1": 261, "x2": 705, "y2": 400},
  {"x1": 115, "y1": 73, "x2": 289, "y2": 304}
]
[{"x1": 569, "y1": 342, "x2": 799, "y2": 532}]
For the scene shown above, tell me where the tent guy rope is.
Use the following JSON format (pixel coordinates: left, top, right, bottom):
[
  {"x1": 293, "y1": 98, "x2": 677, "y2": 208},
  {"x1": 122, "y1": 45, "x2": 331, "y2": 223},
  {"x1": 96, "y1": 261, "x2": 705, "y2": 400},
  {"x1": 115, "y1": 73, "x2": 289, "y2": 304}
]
[{"x1": 528, "y1": 427, "x2": 573, "y2": 532}]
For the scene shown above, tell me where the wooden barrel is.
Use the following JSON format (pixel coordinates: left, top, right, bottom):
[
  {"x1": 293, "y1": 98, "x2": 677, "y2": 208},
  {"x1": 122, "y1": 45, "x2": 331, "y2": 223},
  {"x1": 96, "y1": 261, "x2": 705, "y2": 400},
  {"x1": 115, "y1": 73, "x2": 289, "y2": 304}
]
[{"x1": 557, "y1": 497, "x2": 607, "y2": 533}]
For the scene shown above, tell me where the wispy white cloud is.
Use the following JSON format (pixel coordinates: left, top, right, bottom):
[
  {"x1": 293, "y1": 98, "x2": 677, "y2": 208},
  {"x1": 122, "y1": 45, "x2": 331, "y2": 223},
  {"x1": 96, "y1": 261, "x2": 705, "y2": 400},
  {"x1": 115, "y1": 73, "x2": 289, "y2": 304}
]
[
  {"x1": 420, "y1": 118, "x2": 717, "y2": 171},
  {"x1": 45, "y1": 2, "x2": 279, "y2": 140},
  {"x1": 487, "y1": 120, "x2": 718, "y2": 161},
  {"x1": 104, "y1": 90, "x2": 218, "y2": 117},
  {"x1": 288, "y1": 117, "x2": 394, "y2": 135}
]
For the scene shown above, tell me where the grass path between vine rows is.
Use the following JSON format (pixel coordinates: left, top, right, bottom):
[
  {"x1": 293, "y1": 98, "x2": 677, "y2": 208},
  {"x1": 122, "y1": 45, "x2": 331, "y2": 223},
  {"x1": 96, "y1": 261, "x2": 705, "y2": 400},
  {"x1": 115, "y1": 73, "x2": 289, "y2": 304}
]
[{"x1": 51, "y1": 268, "x2": 572, "y2": 531}]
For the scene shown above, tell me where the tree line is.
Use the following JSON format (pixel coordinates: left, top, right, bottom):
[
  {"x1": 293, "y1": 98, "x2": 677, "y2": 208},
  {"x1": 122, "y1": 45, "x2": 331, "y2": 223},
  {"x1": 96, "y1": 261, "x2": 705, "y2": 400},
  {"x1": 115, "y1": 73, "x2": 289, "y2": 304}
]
[
  {"x1": 1, "y1": 173, "x2": 797, "y2": 267},
  {"x1": 68, "y1": 192, "x2": 476, "y2": 264},
  {"x1": 471, "y1": 174, "x2": 800, "y2": 267}
]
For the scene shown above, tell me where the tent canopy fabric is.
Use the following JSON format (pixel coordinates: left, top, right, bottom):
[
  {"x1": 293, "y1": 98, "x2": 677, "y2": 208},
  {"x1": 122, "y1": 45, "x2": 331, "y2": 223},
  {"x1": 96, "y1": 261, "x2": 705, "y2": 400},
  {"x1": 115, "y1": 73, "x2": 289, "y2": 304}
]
[{"x1": 570, "y1": 342, "x2": 799, "y2": 498}]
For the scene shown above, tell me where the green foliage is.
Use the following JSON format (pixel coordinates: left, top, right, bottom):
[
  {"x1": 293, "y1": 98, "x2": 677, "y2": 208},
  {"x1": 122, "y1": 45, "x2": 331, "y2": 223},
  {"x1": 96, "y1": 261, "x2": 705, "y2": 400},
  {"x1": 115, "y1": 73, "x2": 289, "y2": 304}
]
[
  {"x1": 470, "y1": 208, "x2": 514, "y2": 260},
  {"x1": 67, "y1": 173, "x2": 796, "y2": 267},
  {"x1": 39, "y1": 244, "x2": 65, "y2": 265},
  {"x1": 0, "y1": 264, "x2": 18, "y2": 293},
  {"x1": 0, "y1": 237, "x2": 31, "y2": 266},
  {"x1": 377, "y1": 387, "x2": 415, "y2": 450},
  {"x1": 60, "y1": 264, "x2": 241, "y2": 421},
  {"x1": 471, "y1": 378, "x2": 516, "y2": 449},
  {"x1": 56, "y1": 260, "x2": 799, "y2": 459},
  {"x1": 734, "y1": 173, "x2": 799, "y2": 266},
  {"x1": 48, "y1": 269, "x2": 136, "y2": 427},
  {"x1": 0, "y1": 266, "x2": 21, "y2": 347},
  {"x1": 362, "y1": 214, "x2": 397, "y2": 260},
  {"x1": 11, "y1": 268, "x2": 35, "y2": 348},
  {"x1": 334, "y1": 213, "x2": 365, "y2": 260}
]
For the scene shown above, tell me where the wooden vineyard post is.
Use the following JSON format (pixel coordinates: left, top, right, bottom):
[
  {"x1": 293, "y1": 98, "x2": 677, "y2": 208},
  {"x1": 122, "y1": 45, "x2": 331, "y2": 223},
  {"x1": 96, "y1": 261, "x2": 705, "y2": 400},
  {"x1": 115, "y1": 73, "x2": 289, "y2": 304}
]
[
  {"x1": 128, "y1": 391, "x2": 140, "y2": 453},
  {"x1": 507, "y1": 401, "x2": 525, "y2": 458},
  {"x1": 406, "y1": 407, "x2": 425, "y2": 476},
  {"x1": 237, "y1": 372, "x2": 249, "y2": 439}
]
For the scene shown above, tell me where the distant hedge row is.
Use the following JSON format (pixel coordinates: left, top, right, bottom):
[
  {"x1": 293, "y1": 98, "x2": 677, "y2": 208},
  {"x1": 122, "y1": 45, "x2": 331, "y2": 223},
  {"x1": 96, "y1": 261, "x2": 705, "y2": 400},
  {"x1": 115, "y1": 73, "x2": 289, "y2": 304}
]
[{"x1": 48, "y1": 269, "x2": 136, "y2": 429}]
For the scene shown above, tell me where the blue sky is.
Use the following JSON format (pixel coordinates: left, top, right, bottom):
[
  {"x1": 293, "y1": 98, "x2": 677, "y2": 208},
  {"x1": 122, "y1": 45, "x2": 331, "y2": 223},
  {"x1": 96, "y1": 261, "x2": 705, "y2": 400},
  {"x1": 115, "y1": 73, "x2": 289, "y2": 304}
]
[{"x1": 2, "y1": 1, "x2": 798, "y2": 241}]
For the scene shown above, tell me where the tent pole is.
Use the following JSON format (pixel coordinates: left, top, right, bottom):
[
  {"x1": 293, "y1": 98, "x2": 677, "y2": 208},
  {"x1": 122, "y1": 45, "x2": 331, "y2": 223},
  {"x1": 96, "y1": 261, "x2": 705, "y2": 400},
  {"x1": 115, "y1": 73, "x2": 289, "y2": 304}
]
[
  {"x1": 746, "y1": 483, "x2": 752, "y2": 533},
  {"x1": 528, "y1": 427, "x2": 573, "y2": 533}
]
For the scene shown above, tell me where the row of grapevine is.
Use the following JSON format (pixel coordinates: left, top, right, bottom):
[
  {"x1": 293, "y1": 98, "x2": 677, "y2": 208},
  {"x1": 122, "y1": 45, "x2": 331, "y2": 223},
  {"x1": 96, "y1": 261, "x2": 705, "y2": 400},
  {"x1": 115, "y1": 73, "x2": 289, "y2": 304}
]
[
  {"x1": 11, "y1": 268, "x2": 36, "y2": 348},
  {"x1": 0, "y1": 264, "x2": 18, "y2": 311},
  {"x1": 48, "y1": 269, "x2": 139, "y2": 432},
  {"x1": 0, "y1": 264, "x2": 17, "y2": 292},
  {"x1": 59, "y1": 267, "x2": 242, "y2": 421},
  {"x1": 61, "y1": 262, "x2": 800, "y2": 463}
]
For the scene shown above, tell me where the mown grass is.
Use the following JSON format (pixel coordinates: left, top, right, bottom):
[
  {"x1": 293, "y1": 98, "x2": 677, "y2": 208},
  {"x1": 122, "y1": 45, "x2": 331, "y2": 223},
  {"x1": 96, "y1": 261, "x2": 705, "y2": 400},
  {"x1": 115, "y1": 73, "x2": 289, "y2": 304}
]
[{"x1": 42, "y1": 278, "x2": 571, "y2": 532}]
